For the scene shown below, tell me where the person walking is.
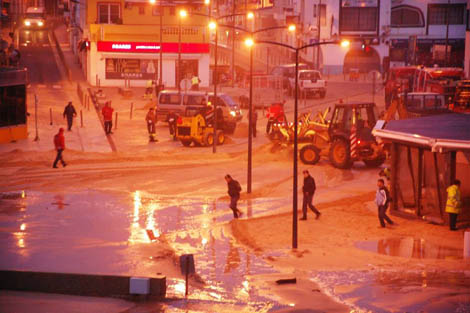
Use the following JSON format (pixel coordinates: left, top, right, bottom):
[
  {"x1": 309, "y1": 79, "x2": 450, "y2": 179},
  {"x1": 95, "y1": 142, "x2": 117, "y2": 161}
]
[
  {"x1": 63, "y1": 101, "x2": 77, "y2": 131},
  {"x1": 225, "y1": 174, "x2": 243, "y2": 218},
  {"x1": 145, "y1": 107, "x2": 157, "y2": 142},
  {"x1": 376, "y1": 178, "x2": 394, "y2": 228},
  {"x1": 191, "y1": 74, "x2": 201, "y2": 91},
  {"x1": 251, "y1": 109, "x2": 258, "y2": 138},
  {"x1": 445, "y1": 180, "x2": 462, "y2": 231},
  {"x1": 52, "y1": 128, "x2": 67, "y2": 168},
  {"x1": 101, "y1": 101, "x2": 114, "y2": 135},
  {"x1": 167, "y1": 111, "x2": 178, "y2": 141},
  {"x1": 300, "y1": 170, "x2": 321, "y2": 220}
]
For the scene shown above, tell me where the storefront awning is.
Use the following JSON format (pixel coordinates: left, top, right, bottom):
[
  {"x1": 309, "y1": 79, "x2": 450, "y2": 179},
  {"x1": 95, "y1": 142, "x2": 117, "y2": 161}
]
[{"x1": 373, "y1": 114, "x2": 470, "y2": 152}]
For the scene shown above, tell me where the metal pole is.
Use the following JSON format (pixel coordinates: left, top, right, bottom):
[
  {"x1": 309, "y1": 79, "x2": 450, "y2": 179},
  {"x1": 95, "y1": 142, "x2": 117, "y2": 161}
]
[
  {"x1": 159, "y1": 6, "x2": 163, "y2": 86},
  {"x1": 49, "y1": 108, "x2": 53, "y2": 125},
  {"x1": 316, "y1": 0, "x2": 322, "y2": 70},
  {"x1": 293, "y1": 49, "x2": 299, "y2": 249},
  {"x1": 213, "y1": 26, "x2": 218, "y2": 153},
  {"x1": 372, "y1": 72, "x2": 376, "y2": 103},
  {"x1": 80, "y1": 110, "x2": 83, "y2": 127},
  {"x1": 231, "y1": 0, "x2": 236, "y2": 87},
  {"x1": 34, "y1": 94, "x2": 39, "y2": 141},
  {"x1": 178, "y1": 15, "x2": 182, "y2": 93},
  {"x1": 444, "y1": 0, "x2": 450, "y2": 67},
  {"x1": 247, "y1": 46, "x2": 253, "y2": 193}
]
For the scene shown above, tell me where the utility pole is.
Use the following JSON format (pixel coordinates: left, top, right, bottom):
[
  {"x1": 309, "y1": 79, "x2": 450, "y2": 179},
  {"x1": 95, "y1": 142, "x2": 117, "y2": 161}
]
[
  {"x1": 444, "y1": 0, "x2": 450, "y2": 66},
  {"x1": 316, "y1": 0, "x2": 322, "y2": 70},
  {"x1": 231, "y1": 0, "x2": 236, "y2": 87}
]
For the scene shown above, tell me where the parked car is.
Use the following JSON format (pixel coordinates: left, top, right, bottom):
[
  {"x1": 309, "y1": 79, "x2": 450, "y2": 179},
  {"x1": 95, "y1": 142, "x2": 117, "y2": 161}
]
[
  {"x1": 23, "y1": 7, "x2": 47, "y2": 28},
  {"x1": 270, "y1": 63, "x2": 310, "y2": 90},
  {"x1": 157, "y1": 91, "x2": 242, "y2": 134},
  {"x1": 295, "y1": 70, "x2": 327, "y2": 98}
]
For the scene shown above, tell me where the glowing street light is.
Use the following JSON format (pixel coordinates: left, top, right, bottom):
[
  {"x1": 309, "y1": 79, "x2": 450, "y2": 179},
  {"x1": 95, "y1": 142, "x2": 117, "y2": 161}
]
[
  {"x1": 247, "y1": 12, "x2": 254, "y2": 19},
  {"x1": 244, "y1": 37, "x2": 254, "y2": 47},
  {"x1": 288, "y1": 24, "x2": 296, "y2": 32},
  {"x1": 208, "y1": 21, "x2": 217, "y2": 30},
  {"x1": 149, "y1": 0, "x2": 156, "y2": 3},
  {"x1": 340, "y1": 39, "x2": 351, "y2": 48},
  {"x1": 179, "y1": 9, "x2": 188, "y2": 18},
  {"x1": 204, "y1": 0, "x2": 210, "y2": 4}
]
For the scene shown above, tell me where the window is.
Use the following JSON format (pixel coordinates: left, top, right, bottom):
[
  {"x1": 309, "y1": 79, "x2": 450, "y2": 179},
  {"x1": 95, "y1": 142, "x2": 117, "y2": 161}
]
[
  {"x1": 139, "y1": 6, "x2": 145, "y2": 15},
  {"x1": 340, "y1": 7, "x2": 377, "y2": 31},
  {"x1": 391, "y1": 6, "x2": 424, "y2": 27},
  {"x1": 105, "y1": 58, "x2": 157, "y2": 80},
  {"x1": 170, "y1": 7, "x2": 175, "y2": 16},
  {"x1": 152, "y1": 6, "x2": 161, "y2": 16},
  {"x1": 428, "y1": 4, "x2": 465, "y2": 25},
  {"x1": 98, "y1": 3, "x2": 120, "y2": 24}
]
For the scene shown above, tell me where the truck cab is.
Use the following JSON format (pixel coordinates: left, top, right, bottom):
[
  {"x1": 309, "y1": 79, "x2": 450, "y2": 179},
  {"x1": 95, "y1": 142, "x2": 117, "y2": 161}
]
[{"x1": 23, "y1": 7, "x2": 46, "y2": 28}]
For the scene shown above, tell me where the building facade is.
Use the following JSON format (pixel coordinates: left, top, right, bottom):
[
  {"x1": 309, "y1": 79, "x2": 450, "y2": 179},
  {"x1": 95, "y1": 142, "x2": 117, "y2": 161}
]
[
  {"x1": 76, "y1": 0, "x2": 210, "y2": 88},
  {"x1": 295, "y1": 0, "x2": 391, "y2": 74},
  {"x1": 388, "y1": 0, "x2": 467, "y2": 69}
]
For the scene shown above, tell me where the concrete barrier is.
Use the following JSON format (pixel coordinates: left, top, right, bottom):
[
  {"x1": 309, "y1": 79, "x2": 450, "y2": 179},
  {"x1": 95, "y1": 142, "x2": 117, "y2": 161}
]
[{"x1": 0, "y1": 270, "x2": 166, "y2": 299}]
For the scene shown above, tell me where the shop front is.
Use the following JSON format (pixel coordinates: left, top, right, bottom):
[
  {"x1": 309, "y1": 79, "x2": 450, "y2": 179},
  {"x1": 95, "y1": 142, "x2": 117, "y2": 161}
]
[{"x1": 89, "y1": 41, "x2": 210, "y2": 88}]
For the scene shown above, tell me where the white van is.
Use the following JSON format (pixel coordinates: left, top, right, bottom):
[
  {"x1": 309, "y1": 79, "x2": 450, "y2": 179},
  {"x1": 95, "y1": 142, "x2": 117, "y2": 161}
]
[
  {"x1": 157, "y1": 91, "x2": 242, "y2": 133},
  {"x1": 24, "y1": 7, "x2": 46, "y2": 28}
]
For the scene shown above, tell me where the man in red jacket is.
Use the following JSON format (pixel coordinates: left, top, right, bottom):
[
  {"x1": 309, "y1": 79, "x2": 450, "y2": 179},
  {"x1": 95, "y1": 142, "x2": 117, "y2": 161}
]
[
  {"x1": 53, "y1": 128, "x2": 67, "y2": 168},
  {"x1": 102, "y1": 101, "x2": 114, "y2": 135}
]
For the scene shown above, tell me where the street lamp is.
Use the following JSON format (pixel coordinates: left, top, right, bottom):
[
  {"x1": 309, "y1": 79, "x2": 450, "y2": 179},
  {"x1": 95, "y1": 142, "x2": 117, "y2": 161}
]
[
  {"x1": 149, "y1": 0, "x2": 164, "y2": 86},
  {"x1": 178, "y1": 9, "x2": 187, "y2": 93},
  {"x1": 249, "y1": 38, "x2": 350, "y2": 248}
]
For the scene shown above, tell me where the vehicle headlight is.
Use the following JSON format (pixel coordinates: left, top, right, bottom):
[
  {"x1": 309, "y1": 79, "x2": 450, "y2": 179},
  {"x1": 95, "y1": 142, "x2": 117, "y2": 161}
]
[
  {"x1": 24, "y1": 21, "x2": 31, "y2": 26},
  {"x1": 38, "y1": 21, "x2": 44, "y2": 26},
  {"x1": 230, "y1": 111, "x2": 236, "y2": 117}
]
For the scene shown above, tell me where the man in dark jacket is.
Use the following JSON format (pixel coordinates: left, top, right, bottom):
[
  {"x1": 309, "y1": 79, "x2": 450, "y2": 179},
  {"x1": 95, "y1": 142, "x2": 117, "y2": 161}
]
[
  {"x1": 301, "y1": 170, "x2": 321, "y2": 220},
  {"x1": 53, "y1": 128, "x2": 67, "y2": 168},
  {"x1": 63, "y1": 101, "x2": 77, "y2": 131},
  {"x1": 225, "y1": 174, "x2": 243, "y2": 218}
]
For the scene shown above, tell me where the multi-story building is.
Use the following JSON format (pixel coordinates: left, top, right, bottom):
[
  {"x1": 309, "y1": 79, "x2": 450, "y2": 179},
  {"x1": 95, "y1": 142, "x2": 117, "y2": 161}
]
[
  {"x1": 465, "y1": 0, "x2": 470, "y2": 77},
  {"x1": 388, "y1": 0, "x2": 467, "y2": 68},
  {"x1": 76, "y1": 0, "x2": 211, "y2": 88},
  {"x1": 296, "y1": 0, "x2": 391, "y2": 74}
]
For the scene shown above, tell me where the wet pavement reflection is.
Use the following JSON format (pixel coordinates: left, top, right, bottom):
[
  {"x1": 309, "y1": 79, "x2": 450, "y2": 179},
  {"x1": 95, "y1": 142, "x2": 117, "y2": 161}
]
[
  {"x1": 355, "y1": 237, "x2": 463, "y2": 260},
  {"x1": 311, "y1": 270, "x2": 470, "y2": 313},
  {"x1": 0, "y1": 190, "x2": 289, "y2": 312}
]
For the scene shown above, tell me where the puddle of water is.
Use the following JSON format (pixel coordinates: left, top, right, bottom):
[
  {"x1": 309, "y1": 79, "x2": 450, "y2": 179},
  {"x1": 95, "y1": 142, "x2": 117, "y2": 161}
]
[
  {"x1": 355, "y1": 237, "x2": 463, "y2": 260},
  {"x1": 0, "y1": 190, "x2": 290, "y2": 312},
  {"x1": 311, "y1": 270, "x2": 470, "y2": 313}
]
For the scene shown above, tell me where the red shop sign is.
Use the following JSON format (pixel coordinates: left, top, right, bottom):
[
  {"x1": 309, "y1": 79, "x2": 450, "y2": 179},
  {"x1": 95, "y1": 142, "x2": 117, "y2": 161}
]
[{"x1": 97, "y1": 41, "x2": 209, "y2": 54}]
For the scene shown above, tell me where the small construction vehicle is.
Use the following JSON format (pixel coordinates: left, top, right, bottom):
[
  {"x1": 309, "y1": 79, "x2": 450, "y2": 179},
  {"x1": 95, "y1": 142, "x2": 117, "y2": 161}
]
[
  {"x1": 268, "y1": 102, "x2": 386, "y2": 169},
  {"x1": 299, "y1": 102, "x2": 386, "y2": 168},
  {"x1": 175, "y1": 106, "x2": 225, "y2": 147}
]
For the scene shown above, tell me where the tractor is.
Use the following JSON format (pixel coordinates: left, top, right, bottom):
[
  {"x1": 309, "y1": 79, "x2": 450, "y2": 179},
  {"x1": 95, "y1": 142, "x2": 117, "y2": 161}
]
[
  {"x1": 175, "y1": 106, "x2": 225, "y2": 147},
  {"x1": 298, "y1": 102, "x2": 386, "y2": 168}
]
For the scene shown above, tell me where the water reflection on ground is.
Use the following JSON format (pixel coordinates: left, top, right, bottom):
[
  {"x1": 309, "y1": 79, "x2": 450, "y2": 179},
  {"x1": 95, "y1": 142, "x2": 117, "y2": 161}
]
[
  {"x1": 311, "y1": 270, "x2": 470, "y2": 313},
  {"x1": 355, "y1": 237, "x2": 463, "y2": 260}
]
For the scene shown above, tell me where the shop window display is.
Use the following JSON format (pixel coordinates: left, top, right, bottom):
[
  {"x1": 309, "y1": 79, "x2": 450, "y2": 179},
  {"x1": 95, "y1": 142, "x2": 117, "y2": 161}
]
[{"x1": 105, "y1": 58, "x2": 158, "y2": 80}]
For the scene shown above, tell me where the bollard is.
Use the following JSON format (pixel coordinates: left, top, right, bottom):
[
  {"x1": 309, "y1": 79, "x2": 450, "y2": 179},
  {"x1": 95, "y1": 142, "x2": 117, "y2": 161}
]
[
  {"x1": 34, "y1": 94, "x2": 39, "y2": 141},
  {"x1": 464, "y1": 231, "x2": 470, "y2": 259},
  {"x1": 115, "y1": 112, "x2": 118, "y2": 130},
  {"x1": 80, "y1": 110, "x2": 83, "y2": 128},
  {"x1": 130, "y1": 102, "x2": 133, "y2": 120},
  {"x1": 49, "y1": 108, "x2": 53, "y2": 125}
]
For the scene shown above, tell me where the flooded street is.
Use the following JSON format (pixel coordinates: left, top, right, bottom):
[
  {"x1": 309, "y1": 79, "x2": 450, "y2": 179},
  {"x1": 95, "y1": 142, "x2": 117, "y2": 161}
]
[{"x1": 1, "y1": 190, "x2": 470, "y2": 312}]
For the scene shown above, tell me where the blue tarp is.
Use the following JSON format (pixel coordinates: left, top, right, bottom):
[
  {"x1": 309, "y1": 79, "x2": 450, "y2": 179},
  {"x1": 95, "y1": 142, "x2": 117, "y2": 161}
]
[{"x1": 385, "y1": 114, "x2": 470, "y2": 141}]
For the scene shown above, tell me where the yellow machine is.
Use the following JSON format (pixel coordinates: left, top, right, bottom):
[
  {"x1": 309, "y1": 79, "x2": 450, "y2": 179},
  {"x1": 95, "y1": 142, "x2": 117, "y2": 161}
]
[{"x1": 176, "y1": 112, "x2": 225, "y2": 147}]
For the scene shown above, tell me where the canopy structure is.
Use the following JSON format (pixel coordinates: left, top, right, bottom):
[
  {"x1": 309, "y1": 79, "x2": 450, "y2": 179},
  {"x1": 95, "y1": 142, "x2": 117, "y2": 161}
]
[{"x1": 373, "y1": 114, "x2": 470, "y2": 226}]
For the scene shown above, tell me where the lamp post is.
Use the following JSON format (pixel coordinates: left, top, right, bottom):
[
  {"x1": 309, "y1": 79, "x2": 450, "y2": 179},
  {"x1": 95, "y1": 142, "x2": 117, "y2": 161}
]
[
  {"x1": 243, "y1": 24, "x2": 296, "y2": 193},
  {"x1": 248, "y1": 38, "x2": 350, "y2": 248},
  {"x1": 178, "y1": 9, "x2": 187, "y2": 93}
]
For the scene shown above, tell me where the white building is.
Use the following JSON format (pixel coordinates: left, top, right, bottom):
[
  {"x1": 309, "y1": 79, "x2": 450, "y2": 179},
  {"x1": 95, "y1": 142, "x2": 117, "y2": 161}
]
[
  {"x1": 388, "y1": 0, "x2": 467, "y2": 69},
  {"x1": 296, "y1": 0, "x2": 391, "y2": 75}
]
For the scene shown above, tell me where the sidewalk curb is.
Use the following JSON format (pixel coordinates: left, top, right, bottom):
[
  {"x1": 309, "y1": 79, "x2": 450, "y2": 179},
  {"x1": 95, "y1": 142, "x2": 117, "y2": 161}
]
[{"x1": 0, "y1": 270, "x2": 166, "y2": 300}]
